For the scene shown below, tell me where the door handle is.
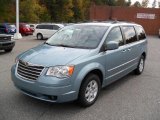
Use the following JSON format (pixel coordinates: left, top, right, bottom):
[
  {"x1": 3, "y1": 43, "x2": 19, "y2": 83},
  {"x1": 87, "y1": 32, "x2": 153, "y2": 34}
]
[
  {"x1": 122, "y1": 50, "x2": 127, "y2": 52},
  {"x1": 128, "y1": 48, "x2": 131, "y2": 51}
]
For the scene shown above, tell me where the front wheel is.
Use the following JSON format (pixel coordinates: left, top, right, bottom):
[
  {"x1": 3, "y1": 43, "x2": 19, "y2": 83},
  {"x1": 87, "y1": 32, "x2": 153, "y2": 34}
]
[
  {"x1": 78, "y1": 74, "x2": 101, "y2": 107},
  {"x1": 135, "y1": 55, "x2": 145, "y2": 75}
]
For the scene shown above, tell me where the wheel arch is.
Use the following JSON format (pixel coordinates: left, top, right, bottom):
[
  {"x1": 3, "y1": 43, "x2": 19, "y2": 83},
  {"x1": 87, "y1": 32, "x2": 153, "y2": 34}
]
[
  {"x1": 83, "y1": 69, "x2": 103, "y2": 86},
  {"x1": 73, "y1": 62, "x2": 105, "y2": 99},
  {"x1": 142, "y1": 52, "x2": 146, "y2": 60}
]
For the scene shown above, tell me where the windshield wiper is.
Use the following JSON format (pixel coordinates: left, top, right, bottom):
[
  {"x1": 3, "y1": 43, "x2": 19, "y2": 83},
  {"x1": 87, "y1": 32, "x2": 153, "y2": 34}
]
[
  {"x1": 54, "y1": 44, "x2": 76, "y2": 48},
  {"x1": 45, "y1": 42, "x2": 52, "y2": 45},
  {"x1": 45, "y1": 42, "x2": 76, "y2": 48}
]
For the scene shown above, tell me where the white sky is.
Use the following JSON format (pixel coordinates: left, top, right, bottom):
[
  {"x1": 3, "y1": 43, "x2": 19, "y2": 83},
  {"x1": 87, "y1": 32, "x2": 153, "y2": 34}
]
[{"x1": 131, "y1": 0, "x2": 159, "y2": 7}]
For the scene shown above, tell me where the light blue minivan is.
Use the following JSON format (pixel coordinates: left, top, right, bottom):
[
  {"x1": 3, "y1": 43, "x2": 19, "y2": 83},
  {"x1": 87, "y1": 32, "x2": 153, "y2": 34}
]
[{"x1": 11, "y1": 22, "x2": 147, "y2": 107}]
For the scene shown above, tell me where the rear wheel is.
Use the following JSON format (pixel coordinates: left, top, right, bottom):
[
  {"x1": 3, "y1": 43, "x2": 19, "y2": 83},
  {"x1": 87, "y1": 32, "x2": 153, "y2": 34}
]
[
  {"x1": 37, "y1": 33, "x2": 43, "y2": 40},
  {"x1": 135, "y1": 55, "x2": 145, "y2": 75},
  {"x1": 78, "y1": 74, "x2": 101, "y2": 107}
]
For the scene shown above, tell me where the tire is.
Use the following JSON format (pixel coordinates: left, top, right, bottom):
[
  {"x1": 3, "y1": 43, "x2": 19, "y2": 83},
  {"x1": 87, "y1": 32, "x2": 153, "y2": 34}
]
[
  {"x1": 78, "y1": 74, "x2": 101, "y2": 107},
  {"x1": 37, "y1": 33, "x2": 43, "y2": 40},
  {"x1": 5, "y1": 48, "x2": 12, "y2": 52},
  {"x1": 135, "y1": 55, "x2": 145, "y2": 75}
]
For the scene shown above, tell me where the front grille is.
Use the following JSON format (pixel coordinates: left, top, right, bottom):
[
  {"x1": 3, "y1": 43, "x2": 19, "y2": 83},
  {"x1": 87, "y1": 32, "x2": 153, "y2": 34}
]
[
  {"x1": 0, "y1": 36, "x2": 11, "y2": 42},
  {"x1": 17, "y1": 60, "x2": 44, "y2": 81}
]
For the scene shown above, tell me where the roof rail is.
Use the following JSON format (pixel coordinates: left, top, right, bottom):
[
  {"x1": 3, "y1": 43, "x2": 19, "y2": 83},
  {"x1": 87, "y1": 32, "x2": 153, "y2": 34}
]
[{"x1": 112, "y1": 20, "x2": 135, "y2": 24}]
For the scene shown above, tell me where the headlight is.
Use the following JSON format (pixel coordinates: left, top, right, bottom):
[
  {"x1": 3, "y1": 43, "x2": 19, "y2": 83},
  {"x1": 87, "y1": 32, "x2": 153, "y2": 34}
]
[{"x1": 46, "y1": 66, "x2": 74, "y2": 78}]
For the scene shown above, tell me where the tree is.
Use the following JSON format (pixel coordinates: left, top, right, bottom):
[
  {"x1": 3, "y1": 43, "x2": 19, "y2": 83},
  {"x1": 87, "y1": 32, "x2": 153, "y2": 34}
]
[
  {"x1": 0, "y1": 0, "x2": 15, "y2": 22},
  {"x1": 116, "y1": 0, "x2": 126, "y2": 6},
  {"x1": 72, "y1": 0, "x2": 85, "y2": 22},
  {"x1": 20, "y1": 0, "x2": 50, "y2": 23},
  {"x1": 116, "y1": 0, "x2": 131, "y2": 6},
  {"x1": 126, "y1": 0, "x2": 131, "y2": 6},
  {"x1": 40, "y1": 0, "x2": 73, "y2": 22},
  {"x1": 133, "y1": 1, "x2": 142, "y2": 7},
  {"x1": 152, "y1": 0, "x2": 157, "y2": 8},
  {"x1": 106, "y1": 0, "x2": 117, "y2": 6},
  {"x1": 142, "y1": 0, "x2": 149, "y2": 8}
]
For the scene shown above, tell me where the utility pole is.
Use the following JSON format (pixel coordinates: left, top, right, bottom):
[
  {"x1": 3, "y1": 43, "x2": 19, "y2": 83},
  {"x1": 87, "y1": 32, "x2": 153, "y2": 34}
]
[{"x1": 14, "y1": 0, "x2": 22, "y2": 39}]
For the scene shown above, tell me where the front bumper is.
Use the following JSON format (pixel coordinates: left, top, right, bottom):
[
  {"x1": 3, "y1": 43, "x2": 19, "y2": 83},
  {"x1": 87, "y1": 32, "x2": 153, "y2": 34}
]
[
  {"x1": 11, "y1": 65, "x2": 78, "y2": 103},
  {"x1": 0, "y1": 40, "x2": 15, "y2": 50}
]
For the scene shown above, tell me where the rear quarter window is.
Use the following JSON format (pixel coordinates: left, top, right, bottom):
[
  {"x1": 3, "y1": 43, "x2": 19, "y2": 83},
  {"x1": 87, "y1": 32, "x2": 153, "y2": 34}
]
[
  {"x1": 135, "y1": 26, "x2": 146, "y2": 40},
  {"x1": 53, "y1": 25, "x2": 60, "y2": 30}
]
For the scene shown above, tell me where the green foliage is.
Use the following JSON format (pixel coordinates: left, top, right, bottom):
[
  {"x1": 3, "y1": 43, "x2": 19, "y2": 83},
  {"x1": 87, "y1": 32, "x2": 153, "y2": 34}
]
[
  {"x1": 0, "y1": 0, "x2": 15, "y2": 22},
  {"x1": 1, "y1": 0, "x2": 148, "y2": 23},
  {"x1": 133, "y1": 1, "x2": 142, "y2": 7},
  {"x1": 152, "y1": 0, "x2": 157, "y2": 8},
  {"x1": 116, "y1": 0, "x2": 131, "y2": 6},
  {"x1": 20, "y1": 0, "x2": 50, "y2": 23},
  {"x1": 142, "y1": 0, "x2": 149, "y2": 8},
  {"x1": 72, "y1": 0, "x2": 91, "y2": 22},
  {"x1": 41, "y1": 0, "x2": 74, "y2": 22}
]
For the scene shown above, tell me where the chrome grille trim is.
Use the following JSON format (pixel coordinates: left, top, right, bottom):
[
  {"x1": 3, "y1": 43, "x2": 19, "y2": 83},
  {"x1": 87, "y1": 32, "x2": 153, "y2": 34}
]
[
  {"x1": 0, "y1": 36, "x2": 11, "y2": 42},
  {"x1": 18, "y1": 63, "x2": 43, "y2": 71},
  {"x1": 17, "y1": 60, "x2": 44, "y2": 81},
  {"x1": 18, "y1": 65, "x2": 42, "y2": 74}
]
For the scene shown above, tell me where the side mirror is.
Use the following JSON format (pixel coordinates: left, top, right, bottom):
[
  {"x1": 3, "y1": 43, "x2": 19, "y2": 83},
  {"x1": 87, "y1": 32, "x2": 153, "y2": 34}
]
[{"x1": 106, "y1": 41, "x2": 119, "y2": 50}]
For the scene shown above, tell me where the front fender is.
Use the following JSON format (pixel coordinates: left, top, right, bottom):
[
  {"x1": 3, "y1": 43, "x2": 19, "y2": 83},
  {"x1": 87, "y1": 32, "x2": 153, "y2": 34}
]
[{"x1": 72, "y1": 62, "x2": 105, "y2": 97}]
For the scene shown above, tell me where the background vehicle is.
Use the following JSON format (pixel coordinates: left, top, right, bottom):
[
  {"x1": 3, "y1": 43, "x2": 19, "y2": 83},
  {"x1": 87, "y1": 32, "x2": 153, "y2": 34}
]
[
  {"x1": 33, "y1": 23, "x2": 64, "y2": 40},
  {"x1": 0, "y1": 23, "x2": 16, "y2": 35},
  {"x1": 0, "y1": 32, "x2": 15, "y2": 52},
  {"x1": 19, "y1": 23, "x2": 33, "y2": 36},
  {"x1": 11, "y1": 22, "x2": 147, "y2": 107},
  {"x1": 29, "y1": 24, "x2": 37, "y2": 32}
]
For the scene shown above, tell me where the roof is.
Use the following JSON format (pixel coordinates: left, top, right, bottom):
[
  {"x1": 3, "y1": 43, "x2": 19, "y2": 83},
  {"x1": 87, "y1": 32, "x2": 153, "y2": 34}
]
[{"x1": 75, "y1": 21, "x2": 141, "y2": 27}]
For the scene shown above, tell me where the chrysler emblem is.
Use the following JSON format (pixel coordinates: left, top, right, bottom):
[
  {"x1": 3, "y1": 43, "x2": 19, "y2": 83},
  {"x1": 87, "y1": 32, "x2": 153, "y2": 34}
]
[
  {"x1": 24, "y1": 62, "x2": 29, "y2": 67},
  {"x1": 23, "y1": 61, "x2": 29, "y2": 67}
]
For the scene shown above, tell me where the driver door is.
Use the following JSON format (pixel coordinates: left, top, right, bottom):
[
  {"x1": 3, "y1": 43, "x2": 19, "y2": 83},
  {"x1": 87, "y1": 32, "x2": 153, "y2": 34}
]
[{"x1": 103, "y1": 26, "x2": 127, "y2": 86}]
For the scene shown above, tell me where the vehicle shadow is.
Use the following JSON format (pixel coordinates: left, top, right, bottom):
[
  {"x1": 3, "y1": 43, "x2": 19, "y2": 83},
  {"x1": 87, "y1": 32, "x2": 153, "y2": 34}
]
[
  {"x1": 18, "y1": 72, "x2": 136, "y2": 105},
  {"x1": 99, "y1": 72, "x2": 136, "y2": 96},
  {"x1": 14, "y1": 72, "x2": 138, "y2": 119},
  {"x1": 0, "y1": 50, "x2": 9, "y2": 55}
]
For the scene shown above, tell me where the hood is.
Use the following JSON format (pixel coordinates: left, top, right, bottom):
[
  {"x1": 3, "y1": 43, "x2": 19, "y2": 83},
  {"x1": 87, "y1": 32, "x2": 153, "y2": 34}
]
[{"x1": 19, "y1": 44, "x2": 91, "y2": 67}]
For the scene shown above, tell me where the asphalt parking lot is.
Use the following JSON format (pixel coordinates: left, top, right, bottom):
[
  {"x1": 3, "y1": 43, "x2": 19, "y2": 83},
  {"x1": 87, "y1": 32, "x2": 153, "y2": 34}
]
[{"x1": 0, "y1": 36, "x2": 160, "y2": 120}]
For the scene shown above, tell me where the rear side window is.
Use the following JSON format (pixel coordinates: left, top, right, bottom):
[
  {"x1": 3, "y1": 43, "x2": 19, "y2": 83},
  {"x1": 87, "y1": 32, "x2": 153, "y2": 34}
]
[
  {"x1": 36, "y1": 25, "x2": 60, "y2": 30},
  {"x1": 135, "y1": 26, "x2": 146, "y2": 40},
  {"x1": 53, "y1": 25, "x2": 60, "y2": 30},
  {"x1": 122, "y1": 26, "x2": 137, "y2": 44},
  {"x1": 105, "y1": 27, "x2": 124, "y2": 46},
  {"x1": 36, "y1": 25, "x2": 45, "y2": 29},
  {"x1": 45, "y1": 25, "x2": 53, "y2": 30},
  {"x1": 30, "y1": 25, "x2": 34, "y2": 27}
]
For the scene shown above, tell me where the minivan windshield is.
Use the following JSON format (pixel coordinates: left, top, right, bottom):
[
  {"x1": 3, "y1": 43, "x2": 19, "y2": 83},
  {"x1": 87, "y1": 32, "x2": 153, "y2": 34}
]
[{"x1": 45, "y1": 25, "x2": 108, "y2": 49}]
